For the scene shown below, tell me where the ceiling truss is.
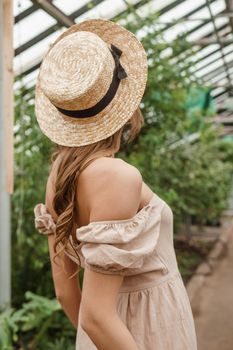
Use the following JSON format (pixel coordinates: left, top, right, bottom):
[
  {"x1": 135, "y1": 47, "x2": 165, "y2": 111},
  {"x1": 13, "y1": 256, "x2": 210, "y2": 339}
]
[{"x1": 14, "y1": 0, "x2": 233, "y2": 132}]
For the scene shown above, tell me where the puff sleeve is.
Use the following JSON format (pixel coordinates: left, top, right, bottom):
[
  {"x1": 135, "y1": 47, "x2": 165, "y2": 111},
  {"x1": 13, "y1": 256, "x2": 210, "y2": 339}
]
[{"x1": 76, "y1": 199, "x2": 166, "y2": 276}]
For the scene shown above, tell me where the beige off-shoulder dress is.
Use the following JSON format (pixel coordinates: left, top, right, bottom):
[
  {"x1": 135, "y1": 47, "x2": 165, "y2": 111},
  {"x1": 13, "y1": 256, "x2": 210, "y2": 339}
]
[{"x1": 34, "y1": 192, "x2": 197, "y2": 350}]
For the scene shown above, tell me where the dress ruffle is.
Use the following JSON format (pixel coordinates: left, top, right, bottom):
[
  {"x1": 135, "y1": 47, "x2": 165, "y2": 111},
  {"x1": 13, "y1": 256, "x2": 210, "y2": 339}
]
[
  {"x1": 33, "y1": 195, "x2": 166, "y2": 276},
  {"x1": 76, "y1": 200, "x2": 166, "y2": 275}
]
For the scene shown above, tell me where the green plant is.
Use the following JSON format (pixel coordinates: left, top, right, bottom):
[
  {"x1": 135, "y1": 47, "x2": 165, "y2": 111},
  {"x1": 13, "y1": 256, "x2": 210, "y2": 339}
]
[
  {"x1": 116, "y1": 6, "x2": 233, "y2": 231},
  {"x1": 12, "y1": 89, "x2": 55, "y2": 306},
  {"x1": 0, "y1": 292, "x2": 75, "y2": 349},
  {"x1": 0, "y1": 308, "x2": 19, "y2": 350},
  {"x1": 10, "y1": 3, "x2": 233, "y2": 346}
]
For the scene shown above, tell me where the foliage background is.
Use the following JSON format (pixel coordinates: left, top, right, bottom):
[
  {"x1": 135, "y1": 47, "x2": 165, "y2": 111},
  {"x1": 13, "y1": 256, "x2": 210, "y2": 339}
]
[{"x1": 2, "y1": 5, "x2": 233, "y2": 349}]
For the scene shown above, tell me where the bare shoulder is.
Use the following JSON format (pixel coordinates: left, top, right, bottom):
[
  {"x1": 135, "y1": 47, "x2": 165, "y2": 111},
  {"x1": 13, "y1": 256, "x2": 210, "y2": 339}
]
[
  {"x1": 79, "y1": 157, "x2": 142, "y2": 183},
  {"x1": 78, "y1": 157, "x2": 143, "y2": 222}
]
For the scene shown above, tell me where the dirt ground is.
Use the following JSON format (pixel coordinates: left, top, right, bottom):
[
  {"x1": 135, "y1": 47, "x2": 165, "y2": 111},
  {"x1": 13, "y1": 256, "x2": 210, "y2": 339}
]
[{"x1": 192, "y1": 230, "x2": 233, "y2": 350}]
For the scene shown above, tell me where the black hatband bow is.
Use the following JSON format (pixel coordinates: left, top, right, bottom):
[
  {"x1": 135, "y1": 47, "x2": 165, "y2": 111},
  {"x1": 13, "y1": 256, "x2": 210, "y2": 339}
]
[
  {"x1": 110, "y1": 44, "x2": 127, "y2": 80},
  {"x1": 53, "y1": 43, "x2": 128, "y2": 119}
]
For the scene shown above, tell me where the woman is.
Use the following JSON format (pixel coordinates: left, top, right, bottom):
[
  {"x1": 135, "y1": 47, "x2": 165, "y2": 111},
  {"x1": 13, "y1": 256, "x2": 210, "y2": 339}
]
[{"x1": 34, "y1": 18, "x2": 197, "y2": 350}]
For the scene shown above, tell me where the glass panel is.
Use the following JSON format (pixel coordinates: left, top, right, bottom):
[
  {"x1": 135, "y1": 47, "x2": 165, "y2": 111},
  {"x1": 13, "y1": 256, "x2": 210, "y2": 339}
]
[
  {"x1": 14, "y1": 9, "x2": 56, "y2": 48},
  {"x1": 14, "y1": 0, "x2": 32, "y2": 16}
]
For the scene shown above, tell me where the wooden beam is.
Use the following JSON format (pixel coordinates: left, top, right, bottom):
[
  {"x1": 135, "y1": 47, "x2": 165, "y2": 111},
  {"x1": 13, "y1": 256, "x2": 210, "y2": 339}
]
[
  {"x1": 14, "y1": 0, "x2": 182, "y2": 58},
  {"x1": 156, "y1": 12, "x2": 233, "y2": 24},
  {"x1": 3, "y1": 0, "x2": 14, "y2": 195},
  {"x1": 31, "y1": 0, "x2": 74, "y2": 27},
  {"x1": 14, "y1": 0, "x2": 106, "y2": 57},
  {"x1": 0, "y1": 0, "x2": 13, "y2": 310},
  {"x1": 225, "y1": 0, "x2": 233, "y2": 33},
  {"x1": 14, "y1": 0, "x2": 215, "y2": 76},
  {"x1": 194, "y1": 37, "x2": 233, "y2": 45}
]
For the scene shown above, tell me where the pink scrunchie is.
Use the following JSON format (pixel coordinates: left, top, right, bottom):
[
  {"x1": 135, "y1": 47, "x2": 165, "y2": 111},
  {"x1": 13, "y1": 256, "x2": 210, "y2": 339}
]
[{"x1": 34, "y1": 203, "x2": 56, "y2": 235}]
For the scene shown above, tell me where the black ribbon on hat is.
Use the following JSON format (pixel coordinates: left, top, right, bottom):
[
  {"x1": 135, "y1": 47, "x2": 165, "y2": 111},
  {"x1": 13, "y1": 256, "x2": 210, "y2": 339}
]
[
  {"x1": 53, "y1": 44, "x2": 127, "y2": 119},
  {"x1": 110, "y1": 44, "x2": 127, "y2": 80}
]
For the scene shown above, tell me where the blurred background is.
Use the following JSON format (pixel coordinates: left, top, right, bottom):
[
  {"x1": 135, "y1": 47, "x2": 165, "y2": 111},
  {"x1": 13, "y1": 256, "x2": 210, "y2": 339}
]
[{"x1": 0, "y1": 0, "x2": 233, "y2": 349}]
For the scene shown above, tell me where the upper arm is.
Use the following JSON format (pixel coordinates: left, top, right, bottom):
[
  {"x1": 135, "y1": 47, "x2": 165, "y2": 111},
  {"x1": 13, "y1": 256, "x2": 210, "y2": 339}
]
[
  {"x1": 79, "y1": 159, "x2": 143, "y2": 325},
  {"x1": 47, "y1": 234, "x2": 81, "y2": 299},
  {"x1": 45, "y1": 173, "x2": 81, "y2": 298}
]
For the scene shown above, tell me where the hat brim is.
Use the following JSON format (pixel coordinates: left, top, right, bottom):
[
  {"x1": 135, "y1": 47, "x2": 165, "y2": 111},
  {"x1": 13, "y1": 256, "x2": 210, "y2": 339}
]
[{"x1": 35, "y1": 18, "x2": 148, "y2": 147}]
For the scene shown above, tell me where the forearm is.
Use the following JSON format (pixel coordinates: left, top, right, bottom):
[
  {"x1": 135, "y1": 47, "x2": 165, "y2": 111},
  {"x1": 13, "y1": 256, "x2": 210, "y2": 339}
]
[
  {"x1": 58, "y1": 295, "x2": 80, "y2": 328},
  {"x1": 82, "y1": 313, "x2": 139, "y2": 350},
  {"x1": 57, "y1": 283, "x2": 82, "y2": 328}
]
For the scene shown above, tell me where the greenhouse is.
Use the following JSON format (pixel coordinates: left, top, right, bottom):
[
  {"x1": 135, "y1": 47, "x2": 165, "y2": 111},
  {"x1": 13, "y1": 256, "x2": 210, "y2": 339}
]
[{"x1": 0, "y1": 0, "x2": 233, "y2": 349}]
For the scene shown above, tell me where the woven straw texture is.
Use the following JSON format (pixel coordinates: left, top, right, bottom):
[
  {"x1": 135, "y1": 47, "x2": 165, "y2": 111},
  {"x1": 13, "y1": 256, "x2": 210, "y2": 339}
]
[{"x1": 35, "y1": 18, "x2": 148, "y2": 147}]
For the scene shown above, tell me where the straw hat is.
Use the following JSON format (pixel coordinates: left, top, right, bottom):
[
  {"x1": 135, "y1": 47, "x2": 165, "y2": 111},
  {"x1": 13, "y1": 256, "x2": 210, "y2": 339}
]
[{"x1": 35, "y1": 18, "x2": 148, "y2": 147}]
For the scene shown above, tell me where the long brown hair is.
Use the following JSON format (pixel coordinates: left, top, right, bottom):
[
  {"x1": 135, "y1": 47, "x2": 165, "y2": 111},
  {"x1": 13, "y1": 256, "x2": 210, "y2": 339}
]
[{"x1": 51, "y1": 108, "x2": 144, "y2": 276}]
